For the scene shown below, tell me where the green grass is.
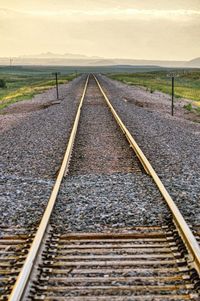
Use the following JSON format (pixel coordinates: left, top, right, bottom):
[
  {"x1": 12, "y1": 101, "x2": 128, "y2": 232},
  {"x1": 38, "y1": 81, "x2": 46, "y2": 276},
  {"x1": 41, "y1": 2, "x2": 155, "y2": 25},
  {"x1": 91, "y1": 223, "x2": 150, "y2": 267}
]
[
  {"x1": 1, "y1": 66, "x2": 199, "y2": 111},
  {"x1": 183, "y1": 103, "x2": 193, "y2": 111},
  {"x1": 108, "y1": 70, "x2": 200, "y2": 104},
  {"x1": 0, "y1": 70, "x2": 77, "y2": 110}
]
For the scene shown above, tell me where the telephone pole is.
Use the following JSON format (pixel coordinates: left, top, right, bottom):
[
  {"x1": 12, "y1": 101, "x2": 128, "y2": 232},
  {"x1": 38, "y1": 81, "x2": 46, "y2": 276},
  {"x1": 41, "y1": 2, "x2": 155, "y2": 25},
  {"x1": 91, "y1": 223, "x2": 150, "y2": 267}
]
[{"x1": 52, "y1": 72, "x2": 60, "y2": 99}]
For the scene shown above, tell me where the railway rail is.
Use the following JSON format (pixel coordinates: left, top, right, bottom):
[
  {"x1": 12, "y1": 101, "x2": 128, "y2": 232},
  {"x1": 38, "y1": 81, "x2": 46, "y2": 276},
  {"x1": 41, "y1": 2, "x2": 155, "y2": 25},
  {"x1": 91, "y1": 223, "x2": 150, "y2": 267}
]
[{"x1": 1, "y1": 74, "x2": 200, "y2": 300}]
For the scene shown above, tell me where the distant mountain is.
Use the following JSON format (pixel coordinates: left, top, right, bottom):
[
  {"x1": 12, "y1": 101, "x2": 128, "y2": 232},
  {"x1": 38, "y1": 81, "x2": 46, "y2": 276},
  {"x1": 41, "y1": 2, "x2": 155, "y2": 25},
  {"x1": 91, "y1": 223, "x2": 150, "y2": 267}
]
[
  {"x1": 186, "y1": 57, "x2": 200, "y2": 67},
  {"x1": 20, "y1": 52, "x2": 102, "y2": 60},
  {"x1": 0, "y1": 54, "x2": 200, "y2": 67},
  {"x1": 88, "y1": 59, "x2": 119, "y2": 65},
  {"x1": 86, "y1": 58, "x2": 186, "y2": 67}
]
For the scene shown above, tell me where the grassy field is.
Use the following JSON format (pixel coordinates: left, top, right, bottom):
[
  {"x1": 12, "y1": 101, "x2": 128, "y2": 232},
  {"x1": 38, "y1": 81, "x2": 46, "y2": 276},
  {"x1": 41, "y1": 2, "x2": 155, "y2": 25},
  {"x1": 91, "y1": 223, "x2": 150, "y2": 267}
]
[
  {"x1": 0, "y1": 67, "x2": 77, "y2": 110},
  {"x1": 1, "y1": 66, "x2": 200, "y2": 111},
  {"x1": 109, "y1": 70, "x2": 200, "y2": 106}
]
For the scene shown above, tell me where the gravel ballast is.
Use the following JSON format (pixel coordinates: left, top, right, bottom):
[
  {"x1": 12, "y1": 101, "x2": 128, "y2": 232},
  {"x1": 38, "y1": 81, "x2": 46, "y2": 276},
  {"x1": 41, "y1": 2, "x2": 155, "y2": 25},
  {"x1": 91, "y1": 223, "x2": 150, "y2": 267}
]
[
  {"x1": 0, "y1": 74, "x2": 199, "y2": 230},
  {"x1": 69, "y1": 77, "x2": 141, "y2": 175},
  {"x1": 51, "y1": 78, "x2": 169, "y2": 231},
  {"x1": 51, "y1": 173, "x2": 169, "y2": 232},
  {"x1": 0, "y1": 76, "x2": 86, "y2": 179},
  {"x1": 96, "y1": 75, "x2": 200, "y2": 225},
  {"x1": 0, "y1": 76, "x2": 86, "y2": 227},
  {"x1": 0, "y1": 174, "x2": 53, "y2": 227}
]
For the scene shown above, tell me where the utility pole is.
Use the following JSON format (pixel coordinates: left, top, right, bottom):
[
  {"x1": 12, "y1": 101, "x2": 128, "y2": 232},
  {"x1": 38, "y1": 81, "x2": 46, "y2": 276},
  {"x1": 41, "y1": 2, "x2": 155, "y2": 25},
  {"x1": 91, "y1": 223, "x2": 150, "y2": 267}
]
[
  {"x1": 52, "y1": 72, "x2": 60, "y2": 99},
  {"x1": 171, "y1": 76, "x2": 174, "y2": 116},
  {"x1": 167, "y1": 72, "x2": 177, "y2": 116}
]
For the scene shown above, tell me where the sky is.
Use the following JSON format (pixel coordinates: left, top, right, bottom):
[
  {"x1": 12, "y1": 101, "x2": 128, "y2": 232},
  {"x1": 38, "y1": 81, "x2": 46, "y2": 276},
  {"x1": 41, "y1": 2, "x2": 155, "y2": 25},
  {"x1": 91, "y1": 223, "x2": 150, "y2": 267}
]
[{"x1": 0, "y1": 0, "x2": 200, "y2": 60}]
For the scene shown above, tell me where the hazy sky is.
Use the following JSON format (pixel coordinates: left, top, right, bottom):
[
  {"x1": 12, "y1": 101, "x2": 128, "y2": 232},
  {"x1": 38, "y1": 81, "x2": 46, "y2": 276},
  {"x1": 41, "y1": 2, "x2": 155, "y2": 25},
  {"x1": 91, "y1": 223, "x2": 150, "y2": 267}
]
[{"x1": 0, "y1": 0, "x2": 200, "y2": 60}]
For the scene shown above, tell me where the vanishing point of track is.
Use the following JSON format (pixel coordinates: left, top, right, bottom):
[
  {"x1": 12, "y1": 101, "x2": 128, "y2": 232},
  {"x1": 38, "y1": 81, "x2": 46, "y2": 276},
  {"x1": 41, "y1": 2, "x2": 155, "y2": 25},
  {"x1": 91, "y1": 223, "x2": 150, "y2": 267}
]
[{"x1": 1, "y1": 74, "x2": 200, "y2": 300}]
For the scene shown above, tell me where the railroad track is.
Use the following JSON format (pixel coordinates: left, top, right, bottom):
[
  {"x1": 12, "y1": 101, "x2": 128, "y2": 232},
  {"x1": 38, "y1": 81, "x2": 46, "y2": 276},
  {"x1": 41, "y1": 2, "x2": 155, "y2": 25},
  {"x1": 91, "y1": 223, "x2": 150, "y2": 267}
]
[{"x1": 1, "y1": 74, "x2": 200, "y2": 300}]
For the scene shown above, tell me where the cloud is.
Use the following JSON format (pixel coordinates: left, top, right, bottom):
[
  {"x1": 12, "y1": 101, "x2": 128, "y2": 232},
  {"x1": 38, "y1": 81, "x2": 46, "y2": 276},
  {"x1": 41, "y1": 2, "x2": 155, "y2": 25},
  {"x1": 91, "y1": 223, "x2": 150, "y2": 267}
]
[
  {"x1": 0, "y1": 1, "x2": 199, "y2": 59},
  {"x1": 1, "y1": 0, "x2": 200, "y2": 10},
  {"x1": 66, "y1": 17, "x2": 200, "y2": 57},
  {"x1": 0, "y1": 7, "x2": 200, "y2": 21}
]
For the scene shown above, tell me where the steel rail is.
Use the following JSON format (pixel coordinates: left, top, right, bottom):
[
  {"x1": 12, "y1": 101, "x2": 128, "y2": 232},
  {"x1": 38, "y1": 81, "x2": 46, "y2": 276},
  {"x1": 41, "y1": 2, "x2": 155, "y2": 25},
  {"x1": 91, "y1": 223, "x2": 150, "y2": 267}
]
[
  {"x1": 94, "y1": 74, "x2": 200, "y2": 275},
  {"x1": 8, "y1": 75, "x2": 89, "y2": 301}
]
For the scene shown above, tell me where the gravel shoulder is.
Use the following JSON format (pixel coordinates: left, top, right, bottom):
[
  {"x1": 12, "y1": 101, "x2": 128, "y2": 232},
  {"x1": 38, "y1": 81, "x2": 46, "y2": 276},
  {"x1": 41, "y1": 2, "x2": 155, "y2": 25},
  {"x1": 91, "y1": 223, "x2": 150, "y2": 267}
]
[
  {"x1": 0, "y1": 75, "x2": 86, "y2": 227},
  {"x1": 0, "y1": 174, "x2": 53, "y2": 227},
  {"x1": 106, "y1": 77, "x2": 200, "y2": 123},
  {"x1": 96, "y1": 75, "x2": 200, "y2": 225},
  {"x1": 0, "y1": 76, "x2": 86, "y2": 179}
]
